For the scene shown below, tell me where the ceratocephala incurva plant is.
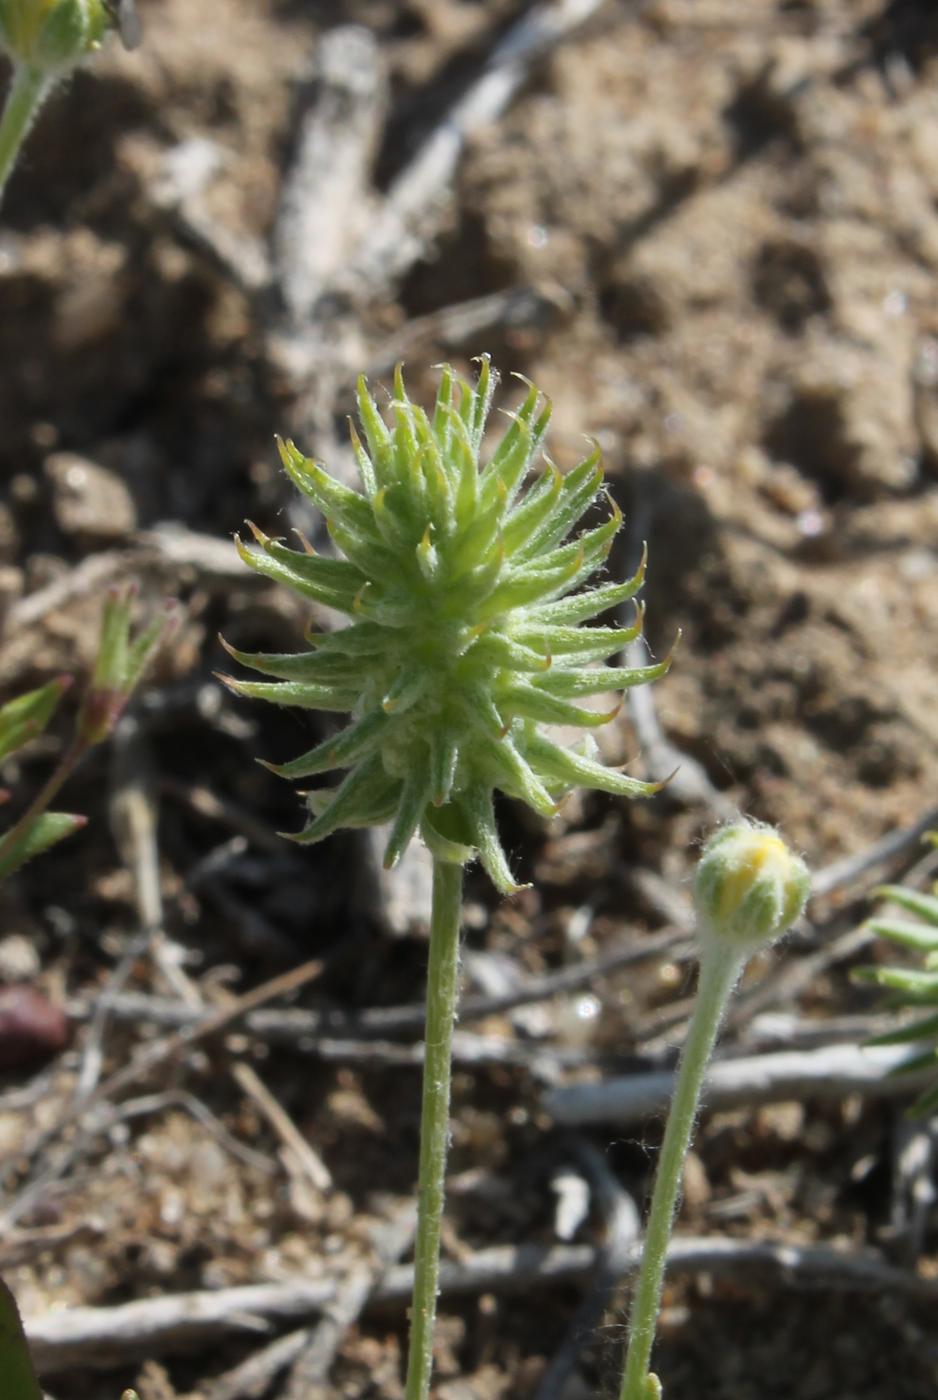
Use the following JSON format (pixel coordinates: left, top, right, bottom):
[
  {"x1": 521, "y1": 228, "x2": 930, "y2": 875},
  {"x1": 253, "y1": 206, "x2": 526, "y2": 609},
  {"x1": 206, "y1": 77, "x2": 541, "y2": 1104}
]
[{"x1": 222, "y1": 357, "x2": 674, "y2": 1400}]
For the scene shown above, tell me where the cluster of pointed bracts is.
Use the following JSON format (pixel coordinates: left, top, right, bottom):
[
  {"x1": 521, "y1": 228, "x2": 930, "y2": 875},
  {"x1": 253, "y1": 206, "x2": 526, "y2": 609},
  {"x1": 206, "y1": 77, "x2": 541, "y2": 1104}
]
[{"x1": 220, "y1": 359, "x2": 674, "y2": 892}]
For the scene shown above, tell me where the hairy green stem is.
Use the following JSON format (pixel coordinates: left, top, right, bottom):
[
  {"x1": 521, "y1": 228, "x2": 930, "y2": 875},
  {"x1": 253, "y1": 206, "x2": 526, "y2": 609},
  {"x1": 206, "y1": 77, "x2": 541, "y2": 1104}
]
[
  {"x1": 0, "y1": 65, "x2": 52, "y2": 207},
  {"x1": 619, "y1": 944, "x2": 743, "y2": 1400},
  {"x1": 404, "y1": 857, "x2": 464, "y2": 1400}
]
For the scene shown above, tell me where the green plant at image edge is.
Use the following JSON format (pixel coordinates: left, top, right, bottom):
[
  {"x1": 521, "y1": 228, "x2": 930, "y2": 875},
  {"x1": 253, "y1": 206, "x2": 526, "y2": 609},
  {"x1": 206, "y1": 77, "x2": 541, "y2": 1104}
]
[
  {"x1": 0, "y1": 1279, "x2": 42, "y2": 1400},
  {"x1": 854, "y1": 833, "x2": 938, "y2": 1117}
]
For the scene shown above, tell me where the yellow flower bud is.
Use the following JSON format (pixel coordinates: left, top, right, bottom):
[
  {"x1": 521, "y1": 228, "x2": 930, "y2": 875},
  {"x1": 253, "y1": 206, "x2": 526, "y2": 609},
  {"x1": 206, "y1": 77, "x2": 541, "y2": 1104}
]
[{"x1": 694, "y1": 820, "x2": 809, "y2": 953}]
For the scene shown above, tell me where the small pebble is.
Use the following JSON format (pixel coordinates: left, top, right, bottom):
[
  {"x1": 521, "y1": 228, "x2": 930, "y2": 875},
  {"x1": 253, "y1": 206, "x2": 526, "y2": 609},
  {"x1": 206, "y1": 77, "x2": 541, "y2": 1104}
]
[
  {"x1": 0, "y1": 934, "x2": 40, "y2": 983},
  {"x1": 0, "y1": 985, "x2": 69, "y2": 1068},
  {"x1": 44, "y1": 452, "x2": 137, "y2": 542}
]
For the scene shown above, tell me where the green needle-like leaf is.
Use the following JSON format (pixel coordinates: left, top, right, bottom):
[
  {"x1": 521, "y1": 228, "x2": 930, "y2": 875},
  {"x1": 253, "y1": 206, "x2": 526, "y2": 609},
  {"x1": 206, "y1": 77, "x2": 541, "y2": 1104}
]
[
  {"x1": 0, "y1": 676, "x2": 70, "y2": 761},
  {"x1": 874, "y1": 885, "x2": 938, "y2": 926},
  {"x1": 0, "y1": 810, "x2": 86, "y2": 882},
  {"x1": 860, "y1": 850, "x2": 938, "y2": 1118}
]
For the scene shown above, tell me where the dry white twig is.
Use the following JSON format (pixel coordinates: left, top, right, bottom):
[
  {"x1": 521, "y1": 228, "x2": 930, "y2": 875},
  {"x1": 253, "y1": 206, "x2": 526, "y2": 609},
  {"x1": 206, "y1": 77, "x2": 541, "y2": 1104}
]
[
  {"x1": 811, "y1": 805, "x2": 938, "y2": 897},
  {"x1": 151, "y1": 137, "x2": 270, "y2": 295},
  {"x1": 624, "y1": 638, "x2": 737, "y2": 819},
  {"x1": 281, "y1": 1203, "x2": 415, "y2": 1400},
  {"x1": 133, "y1": 525, "x2": 245, "y2": 579},
  {"x1": 201, "y1": 1328, "x2": 311, "y2": 1400},
  {"x1": 7, "y1": 551, "x2": 126, "y2": 631},
  {"x1": 6, "y1": 527, "x2": 245, "y2": 637},
  {"x1": 352, "y1": 0, "x2": 609, "y2": 295},
  {"x1": 367, "y1": 286, "x2": 569, "y2": 374},
  {"x1": 1, "y1": 961, "x2": 326, "y2": 1225},
  {"x1": 543, "y1": 1043, "x2": 936, "y2": 1126},
  {"x1": 273, "y1": 26, "x2": 387, "y2": 327},
  {"x1": 26, "y1": 1234, "x2": 938, "y2": 1373}
]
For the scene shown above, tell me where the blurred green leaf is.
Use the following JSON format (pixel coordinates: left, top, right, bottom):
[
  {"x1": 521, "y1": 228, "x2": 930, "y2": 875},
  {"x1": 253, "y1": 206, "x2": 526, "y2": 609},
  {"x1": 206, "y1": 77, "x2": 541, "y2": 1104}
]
[
  {"x1": 861, "y1": 844, "x2": 938, "y2": 1118},
  {"x1": 0, "y1": 1277, "x2": 42, "y2": 1400},
  {"x1": 909, "y1": 1080, "x2": 938, "y2": 1118},
  {"x1": 865, "y1": 917, "x2": 938, "y2": 953},
  {"x1": 0, "y1": 677, "x2": 70, "y2": 762},
  {"x1": 885, "y1": 1047, "x2": 938, "y2": 1078},
  {"x1": 874, "y1": 884, "x2": 938, "y2": 927},
  {"x1": 853, "y1": 965, "x2": 938, "y2": 999},
  {"x1": 868, "y1": 1010, "x2": 938, "y2": 1047},
  {"x1": 0, "y1": 810, "x2": 86, "y2": 882}
]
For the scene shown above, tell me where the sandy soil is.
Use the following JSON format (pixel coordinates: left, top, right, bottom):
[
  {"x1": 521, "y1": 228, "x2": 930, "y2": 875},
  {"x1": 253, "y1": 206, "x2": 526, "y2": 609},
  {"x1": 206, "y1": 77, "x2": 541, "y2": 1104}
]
[{"x1": 0, "y1": 1, "x2": 937, "y2": 1397}]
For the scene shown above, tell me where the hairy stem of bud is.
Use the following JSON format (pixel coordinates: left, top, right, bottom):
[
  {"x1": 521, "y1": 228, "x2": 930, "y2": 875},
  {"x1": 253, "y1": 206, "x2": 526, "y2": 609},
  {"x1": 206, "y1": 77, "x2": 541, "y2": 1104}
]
[
  {"x1": 404, "y1": 858, "x2": 464, "y2": 1400},
  {"x1": 0, "y1": 64, "x2": 51, "y2": 206},
  {"x1": 619, "y1": 943, "x2": 743, "y2": 1400}
]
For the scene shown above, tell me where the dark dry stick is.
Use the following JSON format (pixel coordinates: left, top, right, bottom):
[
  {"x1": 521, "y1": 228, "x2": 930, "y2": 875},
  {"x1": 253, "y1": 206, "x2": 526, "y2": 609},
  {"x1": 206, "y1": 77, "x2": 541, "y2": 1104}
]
[
  {"x1": 889, "y1": 1116, "x2": 937, "y2": 1266},
  {"x1": 536, "y1": 1140, "x2": 639, "y2": 1400},
  {"x1": 67, "y1": 924, "x2": 689, "y2": 1044}
]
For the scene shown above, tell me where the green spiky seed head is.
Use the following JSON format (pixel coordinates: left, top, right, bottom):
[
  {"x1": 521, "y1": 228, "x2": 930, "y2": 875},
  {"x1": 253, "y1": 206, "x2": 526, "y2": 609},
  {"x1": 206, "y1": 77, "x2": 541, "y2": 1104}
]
[
  {"x1": 224, "y1": 360, "x2": 672, "y2": 892},
  {"x1": 695, "y1": 820, "x2": 809, "y2": 954},
  {"x1": 0, "y1": 0, "x2": 109, "y2": 70}
]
